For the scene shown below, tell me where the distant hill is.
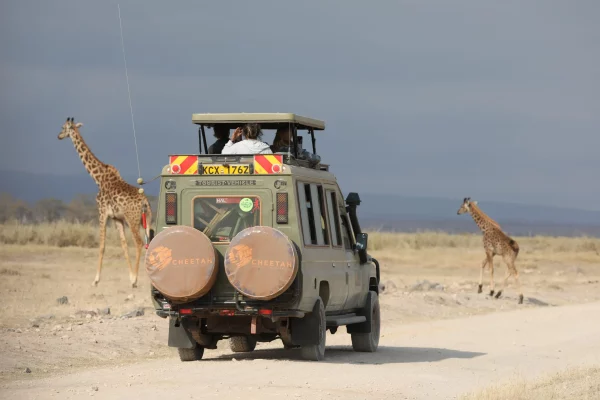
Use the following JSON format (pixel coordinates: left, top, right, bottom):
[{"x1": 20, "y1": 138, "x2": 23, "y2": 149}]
[
  {"x1": 0, "y1": 170, "x2": 160, "y2": 203},
  {"x1": 355, "y1": 194, "x2": 600, "y2": 237},
  {"x1": 357, "y1": 194, "x2": 600, "y2": 226},
  {"x1": 2, "y1": 170, "x2": 600, "y2": 237}
]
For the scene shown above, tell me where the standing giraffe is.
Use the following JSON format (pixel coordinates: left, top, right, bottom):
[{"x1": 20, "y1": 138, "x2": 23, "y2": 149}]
[
  {"x1": 457, "y1": 197, "x2": 523, "y2": 304},
  {"x1": 58, "y1": 117, "x2": 152, "y2": 288}
]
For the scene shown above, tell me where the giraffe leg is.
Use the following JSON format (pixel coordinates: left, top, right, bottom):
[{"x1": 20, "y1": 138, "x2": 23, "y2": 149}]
[
  {"x1": 126, "y1": 215, "x2": 144, "y2": 288},
  {"x1": 495, "y1": 269, "x2": 511, "y2": 299},
  {"x1": 488, "y1": 256, "x2": 495, "y2": 296},
  {"x1": 478, "y1": 257, "x2": 487, "y2": 294},
  {"x1": 93, "y1": 211, "x2": 108, "y2": 287},
  {"x1": 513, "y1": 269, "x2": 524, "y2": 304},
  {"x1": 114, "y1": 219, "x2": 135, "y2": 286},
  {"x1": 496, "y1": 255, "x2": 513, "y2": 299}
]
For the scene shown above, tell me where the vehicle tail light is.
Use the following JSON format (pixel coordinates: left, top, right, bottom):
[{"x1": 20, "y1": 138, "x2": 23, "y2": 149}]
[
  {"x1": 219, "y1": 309, "x2": 235, "y2": 316},
  {"x1": 165, "y1": 193, "x2": 177, "y2": 224},
  {"x1": 276, "y1": 192, "x2": 288, "y2": 224},
  {"x1": 179, "y1": 308, "x2": 192, "y2": 315},
  {"x1": 258, "y1": 309, "x2": 273, "y2": 316}
]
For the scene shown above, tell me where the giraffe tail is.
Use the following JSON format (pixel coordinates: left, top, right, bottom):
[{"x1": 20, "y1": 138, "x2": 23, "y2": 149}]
[{"x1": 509, "y1": 239, "x2": 520, "y2": 256}]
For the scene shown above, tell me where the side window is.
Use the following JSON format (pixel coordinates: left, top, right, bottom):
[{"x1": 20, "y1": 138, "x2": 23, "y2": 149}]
[
  {"x1": 297, "y1": 181, "x2": 316, "y2": 245},
  {"x1": 297, "y1": 181, "x2": 331, "y2": 246},
  {"x1": 326, "y1": 190, "x2": 341, "y2": 247},
  {"x1": 316, "y1": 186, "x2": 330, "y2": 246},
  {"x1": 340, "y1": 213, "x2": 354, "y2": 250}
]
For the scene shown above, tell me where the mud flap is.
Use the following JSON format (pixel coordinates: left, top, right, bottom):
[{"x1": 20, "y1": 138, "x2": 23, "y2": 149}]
[
  {"x1": 168, "y1": 318, "x2": 196, "y2": 349},
  {"x1": 290, "y1": 298, "x2": 322, "y2": 346},
  {"x1": 346, "y1": 291, "x2": 374, "y2": 334}
]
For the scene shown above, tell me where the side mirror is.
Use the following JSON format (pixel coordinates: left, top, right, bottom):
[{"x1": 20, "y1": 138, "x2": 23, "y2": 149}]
[{"x1": 355, "y1": 233, "x2": 368, "y2": 264}]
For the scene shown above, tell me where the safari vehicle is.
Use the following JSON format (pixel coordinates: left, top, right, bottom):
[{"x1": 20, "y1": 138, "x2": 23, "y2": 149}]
[{"x1": 146, "y1": 113, "x2": 381, "y2": 361}]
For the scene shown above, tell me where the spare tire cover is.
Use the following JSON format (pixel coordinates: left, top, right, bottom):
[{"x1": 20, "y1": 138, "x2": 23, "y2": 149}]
[
  {"x1": 224, "y1": 226, "x2": 298, "y2": 300},
  {"x1": 145, "y1": 225, "x2": 218, "y2": 302}
]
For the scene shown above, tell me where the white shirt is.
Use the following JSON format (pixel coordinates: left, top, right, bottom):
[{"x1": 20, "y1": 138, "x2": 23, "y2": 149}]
[{"x1": 221, "y1": 139, "x2": 273, "y2": 155}]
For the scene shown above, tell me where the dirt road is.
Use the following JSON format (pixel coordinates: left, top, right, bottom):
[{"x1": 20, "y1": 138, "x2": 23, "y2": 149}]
[{"x1": 3, "y1": 300, "x2": 599, "y2": 400}]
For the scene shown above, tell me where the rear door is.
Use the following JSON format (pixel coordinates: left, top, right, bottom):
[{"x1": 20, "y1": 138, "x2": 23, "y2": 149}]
[{"x1": 181, "y1": 187, "x2": 274, "y2": 302}]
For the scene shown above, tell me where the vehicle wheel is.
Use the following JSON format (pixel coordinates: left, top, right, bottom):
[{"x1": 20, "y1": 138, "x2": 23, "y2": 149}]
[
  {"x1": 230, "y1": 336, "x2": 257, "y2": 352},
  {"x1": 178, "y1": 344, "x2": 204, "y2": 361},
  {"x1": 351, "y1": 291, "x2": 380, "y2": 352},
  {"x1": 300, "y1": 298, "x2": 326, "y2": 361}
]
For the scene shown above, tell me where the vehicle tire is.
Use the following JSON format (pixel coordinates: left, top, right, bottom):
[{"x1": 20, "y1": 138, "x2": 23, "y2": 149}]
[
  {"x1": 300, "y1": 298, "x2": 326, "y2": 361},
  {"x1": 178, "y1": 344, "x2": 204, "y2": 361},
  {"x1": 351, "y1": 291, "x2": 380, "y2": 352},
  {"x1": 230, "y1": 336, "x2": 257, "y2": 352}
]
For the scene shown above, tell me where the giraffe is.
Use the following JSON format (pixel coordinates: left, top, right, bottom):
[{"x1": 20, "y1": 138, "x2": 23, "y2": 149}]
[
  {"x1": 457, "y1": 197, "x2": 523, "y2": 304},
  {"x1": 58, "y1": 117, "x2": 152, "y2": 288}
]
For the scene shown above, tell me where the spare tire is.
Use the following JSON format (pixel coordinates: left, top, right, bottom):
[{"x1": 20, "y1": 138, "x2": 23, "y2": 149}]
[
  {"x1": 145, "y1": 225, "x2": 218, "y2": 302},
  {"x1": 224, "y1": 226, "x2": 298, "y2": 301}
]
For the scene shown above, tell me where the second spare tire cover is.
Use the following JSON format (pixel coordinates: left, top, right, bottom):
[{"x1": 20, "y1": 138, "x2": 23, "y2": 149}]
[
  {"x1": 224, "y1": 226, "x2": 298, "y2": 300},
  {"x1": 145, "y1": 225, "x2": 218, "y2": 302}
]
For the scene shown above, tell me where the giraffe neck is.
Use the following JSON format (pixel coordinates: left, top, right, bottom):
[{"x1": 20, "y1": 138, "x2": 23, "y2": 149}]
[
  {"x1": 69, "y1": 129, "x2": 106, "y2": 186},
  {"x1": 469, "y1": 203, "x2": 501, "y2": 233}
]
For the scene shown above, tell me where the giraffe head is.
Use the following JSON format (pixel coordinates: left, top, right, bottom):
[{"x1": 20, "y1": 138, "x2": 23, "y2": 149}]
[
  {"x1": 457, "y1": 197, "x2": 478, "y2": 215},
  {"x1": 58, "y1": 117, "x2": 83, "y2": 140}
]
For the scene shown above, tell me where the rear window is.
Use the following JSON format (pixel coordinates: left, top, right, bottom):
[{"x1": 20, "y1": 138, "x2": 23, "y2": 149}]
[{"x1": 193, "y1": 196, "x2": 261, "y2": 242}]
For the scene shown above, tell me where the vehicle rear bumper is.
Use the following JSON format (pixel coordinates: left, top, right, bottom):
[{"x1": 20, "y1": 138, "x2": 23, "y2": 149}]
[{"x1": 156, "y1": 308, "x2": 305, "y2": 319}]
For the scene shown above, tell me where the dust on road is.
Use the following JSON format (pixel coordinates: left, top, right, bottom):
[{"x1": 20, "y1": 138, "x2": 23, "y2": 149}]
[{"x1": 3, "y1": 301, "x2": 600, "y2": 400}]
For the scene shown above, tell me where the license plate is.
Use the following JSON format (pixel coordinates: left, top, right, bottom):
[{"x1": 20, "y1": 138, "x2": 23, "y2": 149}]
[{"x1": 200, "y1": 164, "x2": 250, "y2": 175}]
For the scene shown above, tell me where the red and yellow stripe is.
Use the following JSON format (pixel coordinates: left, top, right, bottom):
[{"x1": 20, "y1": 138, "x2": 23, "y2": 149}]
[
  {"x1": 169, "y1": 155, "x2": 198, "y2": 175},
  {"x1": 254, "y1": 155, "x2": 283, "y2": 174}
]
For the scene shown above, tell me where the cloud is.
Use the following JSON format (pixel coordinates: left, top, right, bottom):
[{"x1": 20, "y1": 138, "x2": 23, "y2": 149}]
[{"x1": 1, "y1": 0, "x2": 599, "y2": 210}]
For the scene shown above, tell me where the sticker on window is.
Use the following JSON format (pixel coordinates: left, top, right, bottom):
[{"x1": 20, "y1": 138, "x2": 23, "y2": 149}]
[{"x1": 239, "y1": 198, "x2": 253, "y2": 212}]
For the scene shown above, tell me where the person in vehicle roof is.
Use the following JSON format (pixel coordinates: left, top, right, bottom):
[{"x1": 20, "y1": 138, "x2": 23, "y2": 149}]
[
  {"x1": 271, "y1": 126, "x2": 293, "y2": 153},
  {"x1": 222, "y1": 123, "x2": 272, "y2": 155},
  {"x1": 207, "y1": 125, "x2": 230, "y2": 154}
]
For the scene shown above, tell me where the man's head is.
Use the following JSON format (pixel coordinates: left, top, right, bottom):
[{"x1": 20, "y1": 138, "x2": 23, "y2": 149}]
[
  {"x1": 213, "y1": 125, "x2": 229, "y2": 140},
  {"x1": 274, "y1": 127, "x2": 292, "y2": 145}
]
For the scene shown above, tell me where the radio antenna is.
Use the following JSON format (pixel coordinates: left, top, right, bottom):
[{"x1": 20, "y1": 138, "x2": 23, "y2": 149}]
[{"x1": 117, "y1": 4, "x2": 142, "y2": 184}]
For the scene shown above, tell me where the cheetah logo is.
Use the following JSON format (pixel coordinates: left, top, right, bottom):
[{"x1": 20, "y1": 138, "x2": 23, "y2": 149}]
[
  {"x1": 147, "y1": 246, "x2": 173, "y2": 271},
  {"x1": 227, "y1": 244, "x2": 253, "y2": 268}
]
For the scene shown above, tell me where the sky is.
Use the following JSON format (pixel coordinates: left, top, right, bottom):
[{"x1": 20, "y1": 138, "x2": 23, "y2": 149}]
[{"x1": 1, "y1": 0, "x2": 599, "y2": 210}]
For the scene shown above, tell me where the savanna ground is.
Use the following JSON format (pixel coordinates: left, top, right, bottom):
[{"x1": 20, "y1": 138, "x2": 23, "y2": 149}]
[{"x1": 1, "y1": 221, "x2": 599, "y2": 398}]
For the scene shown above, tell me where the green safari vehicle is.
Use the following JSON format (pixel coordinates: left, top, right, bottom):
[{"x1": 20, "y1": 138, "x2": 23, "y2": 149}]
[{"x1": 145, "y1": 113, "x2": 381, "y2": 361}]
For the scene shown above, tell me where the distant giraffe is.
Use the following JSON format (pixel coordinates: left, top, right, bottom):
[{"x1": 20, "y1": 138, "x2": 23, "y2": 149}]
[
  {"x1": 58, "y1": 117, "x2": 152, "y2": 288},
  {"x1": 457, "y1": 197, "x2": 523, "y2": 304}
]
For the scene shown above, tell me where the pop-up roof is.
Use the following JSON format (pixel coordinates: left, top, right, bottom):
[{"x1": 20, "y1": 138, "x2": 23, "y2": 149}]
[{"x1": 191, "y1": 113, "x2": 325, "y2": 131}]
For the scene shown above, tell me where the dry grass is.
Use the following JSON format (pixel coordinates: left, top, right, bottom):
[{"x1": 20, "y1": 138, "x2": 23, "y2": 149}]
[
  {"x1": 461, "y1": 365, "x2": 600, "y2": 400},
  {"x1": 1, "y1": 221, "x2": 600, "y2": 253},
  {"x1": 0, "y1": 220, "x2": 134, "y2": 248},
  {"x1": 367, "y1": 231, "x2": 600, "y2": 253}
]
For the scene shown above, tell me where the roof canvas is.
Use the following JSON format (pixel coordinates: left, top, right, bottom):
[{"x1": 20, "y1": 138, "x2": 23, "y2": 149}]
[{"x1": 191, "y1": 113, "x2": 325, "y2": 130}]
